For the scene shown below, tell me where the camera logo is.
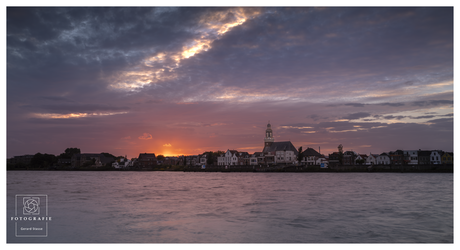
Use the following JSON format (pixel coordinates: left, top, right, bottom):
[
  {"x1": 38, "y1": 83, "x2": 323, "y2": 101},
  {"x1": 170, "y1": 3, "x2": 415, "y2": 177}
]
[{"x1": 23, "y1": 197, "x2": 40, "y2": 215}]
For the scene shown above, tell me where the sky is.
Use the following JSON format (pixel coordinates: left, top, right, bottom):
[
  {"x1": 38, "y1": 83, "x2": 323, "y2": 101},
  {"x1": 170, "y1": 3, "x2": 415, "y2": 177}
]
[{"x1": 6, "y1": 6, "x2": 454, "y2": 159}]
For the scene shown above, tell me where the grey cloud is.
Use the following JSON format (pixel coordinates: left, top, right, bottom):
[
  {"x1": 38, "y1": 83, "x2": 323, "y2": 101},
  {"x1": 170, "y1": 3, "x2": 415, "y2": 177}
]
[
  {"x1": 34, "y1": 104, "x2": 130, "y2": 114},
  {"x1": 342, "y1": 112, "x2": 372, "y2": 120},
  {"x1": 411, "y1": 100, "x2": 453, "y2": 107},
  {"x1": 383, "y1": 115, "x2": 406, "y2": 120},
  {"x1": 345, "y1": 103, "x2": 366, "y2": 107}
]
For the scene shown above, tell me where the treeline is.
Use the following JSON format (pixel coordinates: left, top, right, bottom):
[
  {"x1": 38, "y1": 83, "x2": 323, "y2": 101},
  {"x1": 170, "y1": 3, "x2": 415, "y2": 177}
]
[{"x1": 7, "y1": 148, "x2": 118, "y2": 170}]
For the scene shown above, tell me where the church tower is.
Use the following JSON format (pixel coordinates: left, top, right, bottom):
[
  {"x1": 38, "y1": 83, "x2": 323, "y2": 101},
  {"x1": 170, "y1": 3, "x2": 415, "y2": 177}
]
[{"x1": 264, "y1": 122, "x2": 275, "y2": 148}]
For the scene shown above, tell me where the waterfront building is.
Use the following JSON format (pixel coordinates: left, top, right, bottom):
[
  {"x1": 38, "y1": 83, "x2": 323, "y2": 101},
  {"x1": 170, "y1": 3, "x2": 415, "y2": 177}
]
[
  {"x1": 237, "y1": 152, "x2": 251, "y2": 165},
  {"x1": 71, "y1": 153, "x2": 115, "y2": 168},
  {"x1": 262, "y1": 122, "x2": 298, "y2": 165},
  {"x1": 198, "y1": 154, "x2": 207, "y2": 165},
  {"x1": 250, "y1": 152, "x2": 265, "y2": 165},
  {"x1": 403, "y1": 150, "x2": 419, "y2": 165},
  {"x1": 389, "y1": 150, "x2": 405, "y2": 165},
  {"x1": 430, "y1": 150, "x2": 443, "y2": 165},
  {"x1": 301, "y1": 147, "x2": 322, "y2": 166},
  {"x1": 355, "y1": 154, "x2": 368, "y2": 165},
  {"x1": 441, "y1": 152, "x2": 453, "y2": 164},
  {"x1": 343, "y1": 151, "x2": 358, "y2": 165},
  {"x1": 376, "y1": 153, "x2": 391, "y2": 165},
  {"x1": 7, "y1": 154, "x2": 34, "y2": 165},
  {"x1": 418, "y1": 150, "x2": 432, "y2": 165},
  {"x1": 366, "y1": 154, "x2": 379, "y2": 165},
  {"x1": 112, "y1": 157, "x2": 132, "y2": 169},
  {"x1": 217, "y1": 150, "x2": 239, "y2": 166},
  {"x1": 328, "y1": 152, "x2": 340, "y2": 167},
  {"x1": 137, "y1": 153, "x2": 157, "y2": 168}
]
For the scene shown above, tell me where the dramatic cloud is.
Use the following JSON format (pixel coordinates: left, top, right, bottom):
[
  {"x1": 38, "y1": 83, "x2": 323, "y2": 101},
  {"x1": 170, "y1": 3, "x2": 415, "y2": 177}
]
[{"x1": 6, "y1": 7, "x2": 453, "y2": 158}]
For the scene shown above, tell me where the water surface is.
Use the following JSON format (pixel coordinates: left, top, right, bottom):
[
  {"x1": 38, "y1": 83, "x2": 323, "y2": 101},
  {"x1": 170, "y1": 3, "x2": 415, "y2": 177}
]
[{"x1": 7, "y1": 171, "x2": 453, "y2": 243}]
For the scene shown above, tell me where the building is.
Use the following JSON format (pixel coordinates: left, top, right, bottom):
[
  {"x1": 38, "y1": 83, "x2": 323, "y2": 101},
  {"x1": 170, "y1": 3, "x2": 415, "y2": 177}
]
[
  {"x1": 430, "y1": 150, "x2": 443, "y2": 165},
  {"x1": 137, "y1": 153, "x2": 157, "y2": 168},
  {"x1": 71, "y1": 153, "x2": 115, "y2": 168},
  {"x1": 389, "y1": 150, "x2": 405, "y2": 165},
  {"x1": 217, "y1": 150, "x2": 239, "y2": 166},
  {"x1": 441, "y1": 152, "x2": 453, "y2": 164},
  {"x1": 343, "y1": 151, "x2": 357, "y2": 165},
  {"x1": 404, "y1": 150, "x2": 418, "y2": 165},
  {"x1": 376, "y1": 153, "x2": 391, "y2": 165},
  {"x1": 328, "y1": 152, "x2": 340, "y2": 167},
  {"x1": 7, "y1": 155, "x2": 34, "y2": 165},
  {"x1": 355, "y1": 154, "x2": 368, "y2": 165},
  {"x1": 250, "y1": 152, "x2": 265, "y2": 166},
  {"x1": 237, "y1": 152, "x2": 251, "y2": 165},
  {"x1": 262, "y1": 122, "x2": 298, "y2": 165},
  {"x1": 112, "y1": 158, "x2": 132, "y2": 169},
  {"x1": 301, "y1": 147, "x2": 323, "y2": 166},
  {"x1": 366, "y1": 154, "x2": 379, "y2": 165},
  {"x1": 418, "y1": 150, "x2": 432, "y2": 165}
]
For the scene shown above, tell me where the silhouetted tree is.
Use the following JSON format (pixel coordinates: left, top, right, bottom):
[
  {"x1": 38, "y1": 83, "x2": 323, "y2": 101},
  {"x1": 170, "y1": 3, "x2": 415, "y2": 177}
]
[
  {"x1": 338, "y1": 144, "x2": 344, "y2": 165},
  {"x1": 58, "y1": 148, "x2": 81, "y2": 159},
  {"x1": 297, "y1": 146, "x2": 303, "y2": 164},
  {"x1": 31, "y1": 153, "x2": 57, "y2": 168}
]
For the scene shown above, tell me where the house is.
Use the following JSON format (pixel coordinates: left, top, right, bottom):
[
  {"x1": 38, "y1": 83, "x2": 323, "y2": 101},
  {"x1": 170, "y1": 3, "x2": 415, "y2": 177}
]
[
  {"x1": 112, "y1": 158, "x2": 132, "y2": 169},
  {"x1": 57, "y1": 158, "x2": 71, "y2": 166},
  {"x1": 163, "y1": 157, "x2": 180, "y2": 165},
  {"x1": 217, "y1": 150, "x2": 239, "y2": 166},
  {"x1": 250, "y1": 152, "x2": 265, "y2": 165},
  {"x1": 316, "y1": 155, "x2": 328, "y2": 167},
  {"x1": 301, "y1": 147, "x2": 322, "y2": 166},
  {"x1": 418, "y1": 150, "x2": 432, "y2": 165},
  {"x1": 441, "y1": 152, "x2": 453, "y2": 164},
  {"x1": 198, "y1": 154, "x2": 207, "y2": 166},
  {"x1": 366, "y1": 154, "x2": 379, "y2": 165},
  {"x1": 376, "y1": 153, "x2": 391, "y2": 165},
  {"x1": 430, "y1": 150, "x2": 443, "y2": 165},
  {"x1": 355, "y1": 154, "x2": 368, "y2": 165},
  {"x1": 71, "y1": 153, "x2": 115, "y2": 168},
  {"x1": 389, "y1": 150, "x2": 405, "y2": 165},
  {"x1": 328, "y1": 152, "x2": 340, "y2": 167},
  {"x1": 137, "y1": 153, "x2": 157, "y2": 168},
  {"x1": 8, "y1": 155, "x2": 34, "y2": 165},
  {"x1": 237, "y1": 152, "x2": 250, "y2": 165},
  {"x1": 404, "y1": 150, "x2": 418, "y2": 165},
  {"x1": 343, "y1": 151, "x2": 357, "y2": 165}
]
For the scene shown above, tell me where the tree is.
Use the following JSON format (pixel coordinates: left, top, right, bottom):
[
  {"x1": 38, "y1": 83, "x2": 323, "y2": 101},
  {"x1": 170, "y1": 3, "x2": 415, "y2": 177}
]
[
  {"x1": 58, "y1": 148, "x2": 81, "y2": 159},
  {"x1": 157, "y1": 155, "x2": 165, "y2": 161},
  {"x1": 31, "y1": 153, "x2": 57, "y2": 168},
  {"x1": 205, "y1": 151, "x2": 224, "y2": 165},
  {"x1": 338, "y1": 144, "x2": 344, "y2": 165},
  {"x1": 297, "y1": 146, "x2": 303, "y2": 164}
]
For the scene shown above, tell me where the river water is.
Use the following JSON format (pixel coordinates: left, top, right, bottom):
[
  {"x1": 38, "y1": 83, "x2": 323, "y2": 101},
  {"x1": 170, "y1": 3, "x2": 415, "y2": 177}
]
[{"x1": 6, "y1": 171, "x2": 453, "y2": 243}]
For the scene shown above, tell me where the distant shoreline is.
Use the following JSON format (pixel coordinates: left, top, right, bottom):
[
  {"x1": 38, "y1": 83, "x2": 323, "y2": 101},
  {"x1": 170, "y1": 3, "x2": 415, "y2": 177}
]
[{"x1": 6, "y1": 164, "x2": 454, "y2": 173}]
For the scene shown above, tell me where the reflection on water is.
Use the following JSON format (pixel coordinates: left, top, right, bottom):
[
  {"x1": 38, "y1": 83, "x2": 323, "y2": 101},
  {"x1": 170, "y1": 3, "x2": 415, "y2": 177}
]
[{"x1": 7, "y1": 171, "x2": 453, "y2": 243}]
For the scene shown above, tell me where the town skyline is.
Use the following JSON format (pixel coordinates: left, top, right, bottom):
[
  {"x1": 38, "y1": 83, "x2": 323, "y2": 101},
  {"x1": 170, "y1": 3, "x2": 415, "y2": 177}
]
[{"x1": 7, "y1": 7, "x2": 453, "y2": 159}]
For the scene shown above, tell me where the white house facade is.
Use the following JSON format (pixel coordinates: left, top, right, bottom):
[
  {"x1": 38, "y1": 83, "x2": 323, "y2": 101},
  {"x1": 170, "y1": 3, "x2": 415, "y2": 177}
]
[
  {"x1": 217, "y1": 150, "x2": 239, "y2": 166},
  {"x1": 430, "y1": 150, "x2": 443, "y2": 164},
  {"x1": 404, "y1": 150, "x2": 418, "y2": 165},
  {"x1": 377, "y1": 153, "x2": 391, "y2": 165}
]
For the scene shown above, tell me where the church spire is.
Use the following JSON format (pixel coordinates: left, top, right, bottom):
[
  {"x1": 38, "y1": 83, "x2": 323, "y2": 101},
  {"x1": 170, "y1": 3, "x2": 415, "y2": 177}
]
[{"x1": 264, "y1": 122, "x2": 274, "y2": 148}]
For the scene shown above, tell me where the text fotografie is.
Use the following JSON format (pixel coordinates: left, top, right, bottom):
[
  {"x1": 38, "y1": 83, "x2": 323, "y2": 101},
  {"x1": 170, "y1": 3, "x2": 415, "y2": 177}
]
[{"x1": 11, "y1": 217, "x2": 52, "y2": 221}]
